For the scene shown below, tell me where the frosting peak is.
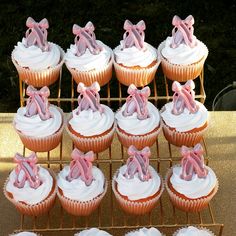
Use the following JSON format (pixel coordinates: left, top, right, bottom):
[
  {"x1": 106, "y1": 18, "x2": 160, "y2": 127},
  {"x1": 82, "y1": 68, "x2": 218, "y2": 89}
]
[
  {"x1": 25, "y1": 17, "x2": 49, "y2": 51},
  {"x1": 171, "y1": 15, "x2": 197, "y2": 48}
]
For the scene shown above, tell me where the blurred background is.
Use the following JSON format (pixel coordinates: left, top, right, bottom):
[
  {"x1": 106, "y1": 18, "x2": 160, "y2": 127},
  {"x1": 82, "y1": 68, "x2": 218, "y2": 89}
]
[{"x1": 0, "y1": 0, "x2": 235, "y2": 112}]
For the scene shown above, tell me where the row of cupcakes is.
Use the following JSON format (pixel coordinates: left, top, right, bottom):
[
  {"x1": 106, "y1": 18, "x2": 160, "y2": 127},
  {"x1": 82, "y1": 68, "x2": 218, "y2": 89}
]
[
  {"x1": 13, "y1": 80, "x2": 208, "y2": 153},
  {"x1": 10, "y1": 226, "x2": 217, "y2": 236},
  {"x1": 4, "y1": 143, "x2": 218, "y2": 218},
  {"x1": 12, "y1": 16, "x2": 208, "y2": 88}
]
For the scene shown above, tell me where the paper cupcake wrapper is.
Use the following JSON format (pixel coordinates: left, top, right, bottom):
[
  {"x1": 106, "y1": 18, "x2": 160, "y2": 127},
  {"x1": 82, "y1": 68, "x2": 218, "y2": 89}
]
[
  {"x1": 112, "y1": 170, "x2": 164, "y2": 215},
  {"x1": 116, "y1": 124, "x2": 162, "y2": 149},
  {"x1": 9, "y1": 232, "x2": 42, "y2": 236},
  {"x1": 125, "y1": 228, "x2": 165, "y2": 236},
  {"x1": 12, "y1": 44, "x2": 65, "y2": 87},
  {"x1": 13, "y1": 106, "x2": 64, "y2": 152},
  {"x1": 3, "y1": 169, "x2": 57, "y2": 216},
  {"x1": 157, "y1": 41, "x2": 208, "y2": 82},
  {"x1": 66, "y1": 114, "x2": 116, "y2": 153},
  {"x1": 57, "y1": 180, "x2": 108, "y2": 216},
  {"x1": 172, "y1": 226, "x2": 216, "y2": 236},
  {"x1": 165, "y1": 167, "x2": 219, "y2": 212},
  {"x1": 113, "y1": 59, "x2": 159, "y2": 87},
  {"x1": 66, "y1": 57, "x2": 113, "y2": 87}
]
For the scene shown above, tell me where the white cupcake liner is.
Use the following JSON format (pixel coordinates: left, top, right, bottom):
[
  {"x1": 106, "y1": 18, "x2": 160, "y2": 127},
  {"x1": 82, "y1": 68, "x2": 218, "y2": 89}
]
[
  {"x1": 112, "y1": 169, "x2": 164, "y2": 215},
  {"x1": 125, "y1": 228, "x2": 165, "y2": 236},
  {"x1": 4, "y1": 169, "x2": 57, "y2": 216},
  {"x1": 157, "y1": 41, "x2": 208, "y2": 82},
  {"x1": 66, "y1": 114, "x2": 116, "y2": 153},
  {"x1": 13, "y1": 106, "x2": 64, "y2": 152},
  {"x1": 12, "y1": 44, "x2": 65, "y2": 87},
  {"x1": 116, "y1": 124, "x2": 162, "y2": 149},
  {"x1": 57, "y1": 180, "x2": 108, "y2": 216},
  {"x1": 113, "y1": 59, "x2": 159, "y2": 87},
  {"x1": 66, "y1": 56, "x2": 113, "y2": 87},
  {"x1": 173, "y1": 226, "x2": 216, "y2": 236},
  {"x1": 165, "y1": 166, "x2": 219, "y2": 212}
]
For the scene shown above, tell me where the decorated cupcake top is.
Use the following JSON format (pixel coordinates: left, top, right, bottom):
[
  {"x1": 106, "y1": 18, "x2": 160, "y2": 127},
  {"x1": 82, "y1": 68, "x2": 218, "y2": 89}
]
[
  {"x1": 74, "y1": 228, "x2": 112, "y2": 236},
  {"x1": 12, "y1": 17, "x2": 61, "y2": 70},
  {"x1": 161, "y1": 80, "x2": 208, "y2": 132},
  {"x1": 174, "y1": 226, "x2": 214, "y2": 236},
  {"x1": 9, "y1": 232, "x2": 39, "y2": 236},
  {"x1": 14, "y1": 86, "x2": 62, "y2": 138},
  {"x1": 6, "y1": 152, "x2": 53, "y2": 205},
  {"x1": 170, "y1": 144, "x2": 217, "y2": 199},
  {"x1": 115, "y1": 84, "x2": 160, "y2": 135},
  {"x1": 160, "y1": 15, "x2": 208, "y2": 65},
  {"x1": 115, "y1": 146, "x2": 162, "y2": 201},
  {"x1": 57, "y1": 148, "x2": 105, "y2": 201},
  {"x1": 114, "y1": 20, "x2": 157, "y2": 67},
  {"x1": 69, "y1": 82, "x2": 114, "y2": 136},
  {"x1": 65, "y1": 21, "x2": 112, "y2": 71},
  {"x1": 125, "y1": 227, "x2": 163, "y2": 236}
]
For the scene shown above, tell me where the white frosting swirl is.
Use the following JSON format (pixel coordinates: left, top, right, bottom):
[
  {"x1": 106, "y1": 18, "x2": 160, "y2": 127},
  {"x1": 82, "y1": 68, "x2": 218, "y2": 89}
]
[
  {"x1": 12, "y1": 38, "x2": 61, "y2": 70},
  {"x1": 65, "y1": 40, "x2": 112, "y2": 71},
  {"x1": 6, "y1": 166, "x2": 53, "y2": 205},
  {"x1": 114, "y1": 41, "x2": 157, "y2": 67},
  {"x1": 115, "y1": 102, "x2": 160, "y2": 135},
  {"x1": 14, "y1": 105, "x2": 63, "y2": 138},
  {"x1": 175, "y1": 226, "x2": 213, "y2": 236},
  {"x1": 10, "y1": 232, "x2": 38, "y2": 236},
  {"x1": 161, "y1": 36, "x2": 208, "y2": 65},
  {"x1": 115, "y1": 165, "x2": 161, "y2": 201},
  {"x1": 170, "y1": 165, "x2": 217, "y2": 199},
  {"x1": 69, "y1": 105, "x2": 114, "y2": 136},
  {"x1": 74, "y1": 228, "x2": 112, "y2": 236},
  {"x1": 57, "y1": 166, "x2": 105, "y2": 201},
  {"x1": 161, "y1": 101, "x2": 208, "y2": 132},
  {"x1": 125, "y1": 227, "x2": 162, "y2": 236}
]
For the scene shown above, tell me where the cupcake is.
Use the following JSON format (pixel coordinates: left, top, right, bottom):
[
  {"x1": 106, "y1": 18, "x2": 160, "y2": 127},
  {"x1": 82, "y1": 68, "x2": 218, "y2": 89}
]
[
  {"x1": 125, "y1": 227, "x2": 164, "y2": 236},
  {"x1": 9, "y1": 232, "x2": 41, "y2": 236},
  {"x1": 116, "y1": 84, "x2": 161, "y2": 149},
  {"x1": 12, "y1": 17, "x2": 64, "y2": 87},
  {"x1": 4, "y1": 152, "x2": 57, "y2": 216},
  {"x1": 158, "y1": 15, "x2": 208, "y2": 82},
  {"x1": 161, "y1": 80, "x2": 208, "y2": 147},
  {"x1": 57, "y1": 148, "x2": 108, "y2": 216},
  {"x1": 112, "y1": 145, "x2": 164, "y2": 215},
  {"x1": 13, "y1": 86, "x2": 64, "y2": 152},
  {"x1": 66, "y1": 82, "x2": 115, "y2": 153},
  {"x1": 113, "y1": 20, "x2": 159, "y2": 87},
  {"x1": 65, "y1": 21, "x2": 113, "y2": 87},
  {"x1": 173, "y1": 226, "x2": 215, "y2": 236},
  {"x1": 165, "y1": 144, "x2": 219, "y2": 212},
  {"x1": 74, "y1": 228, "x2": 112, "y2": 236}
]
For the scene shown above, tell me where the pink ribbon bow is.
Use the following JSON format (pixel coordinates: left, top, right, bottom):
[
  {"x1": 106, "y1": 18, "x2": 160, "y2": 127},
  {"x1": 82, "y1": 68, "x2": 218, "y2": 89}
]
[
  {"x1": 122, "y1": 20, "x2": 146, "y2": 50},
  {"x1": 25, "y1": 86, "x2": 52, "y2": 120},
  {"x1": 122, "y1": 84, "x2": 150, "y2": 120},
  {"x1": 124, "y1": 145, "x2": 151, "y2": 181},
  {"x1": 172, "y1": 80, "x2": 199, "y2": 115},
  {"x1": 66, "y1": 148, "x2": 95, "y2": 186},
  {"x1": 171, "y1": 15, "x2": 197, "y2": 48},
  {"x1": 14, "y1": 152, "x2": 41, "y2": 189},
  {"x1": 76, "y1": 82, "x2": 104, "y2": 115},
  {"x1": 180, "y1": 144, "x2": 208, "y2": 181},
  {"x1": 25, "y1": 17, "x2": 49, "y2": 51},
  {"x1": 73, "y1": 21, "x2": 103, "y2": 56}
]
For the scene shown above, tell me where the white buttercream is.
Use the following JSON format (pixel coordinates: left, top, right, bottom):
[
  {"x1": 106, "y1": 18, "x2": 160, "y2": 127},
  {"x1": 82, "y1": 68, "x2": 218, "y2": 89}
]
[
  {"x1": 10, "y1": 232, "x2": 38, "y2": 236},
  {"x1": 170, "y1": 165, "x2": 217, "y2": 199},
  {"x1": 114, "y1": 41, "x2": 157, "y2": 67},
  {"x1": 125, "y1": 227, "x2": 162, "y2": 236},
  {"x1": 6, "y1": 166, "x2": 53, "y2": 205},
  {"x1": 65, "y1": 40, "x2": 112, "y2": 71},
  {"x1": 175, "y1": 226, "x2": 213, "y2": 236},
  {"x1": 74, "y1": 228, "x2": 112, "y2": 236},
  {"x1": 57, "y1": 166, "x2": 105, "y2": 201},
  {"x1": 161, "y1": 36, "x2": 208, "y2": 65},
  {"x1": 115, "y1": 102, "x2": 160, "y2": 135},
  {"x1": 115, "y1": 165, "x2": 161, "y2": 201},
  {"x1": 69, "y1": 105, "x2": 114, "y2": 136},
  {"x1": 12, "y1": 38, "x2": 61, "y2": 70},
  {"x1": 14, "y1": 105, "x2": 63, "y2": 138},
  {"x1": 161, "y1": 101, "x2": 208, "y2": 132}
]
